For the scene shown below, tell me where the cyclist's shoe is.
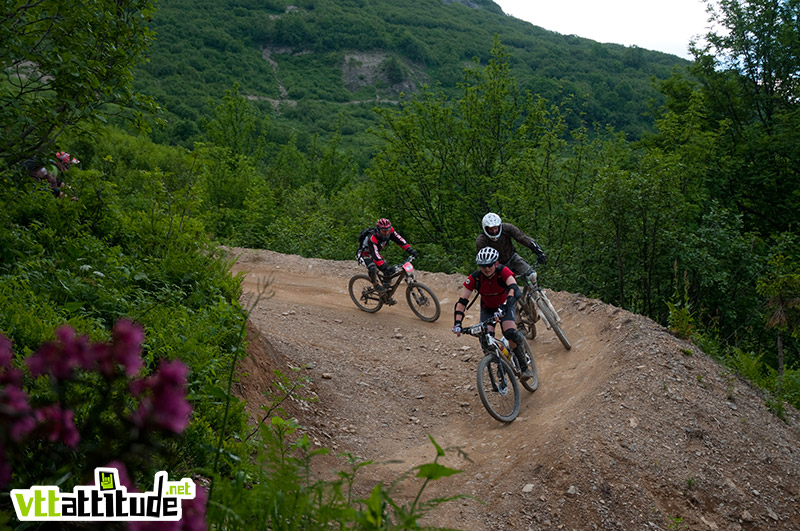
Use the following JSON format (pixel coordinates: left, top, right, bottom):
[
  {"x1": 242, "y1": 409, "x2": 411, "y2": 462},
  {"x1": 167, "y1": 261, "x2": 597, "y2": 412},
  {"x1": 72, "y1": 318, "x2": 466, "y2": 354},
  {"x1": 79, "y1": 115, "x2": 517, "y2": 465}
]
[
  {"x1": 385, "y1": 297, "x2": 397, "y2": 306},
  {"x1": 375, "y1": 284, "x2": 388, "y2": 294},
  {"x1": 520, "y1": 367, "x2": 534, "y2": 380}
]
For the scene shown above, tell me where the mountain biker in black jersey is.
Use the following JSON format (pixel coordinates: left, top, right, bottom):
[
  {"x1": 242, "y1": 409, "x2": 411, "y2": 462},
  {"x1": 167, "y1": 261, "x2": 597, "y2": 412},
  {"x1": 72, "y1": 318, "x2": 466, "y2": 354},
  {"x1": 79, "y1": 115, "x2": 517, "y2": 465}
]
[
  {"x1": 358, "y1": 218, "x2": 417, "y2": 304},
  {"x1": 475, "y1": 212, "x2": 546, "y2": 286},
  {"x1": 452, "y1": 247, "x2": 533, "y2": 380}
]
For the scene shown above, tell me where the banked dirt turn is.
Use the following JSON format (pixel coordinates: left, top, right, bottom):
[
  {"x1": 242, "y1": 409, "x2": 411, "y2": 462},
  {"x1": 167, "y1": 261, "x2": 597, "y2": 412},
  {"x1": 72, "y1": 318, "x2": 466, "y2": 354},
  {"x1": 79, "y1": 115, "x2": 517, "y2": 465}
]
[{"x1": 229, "y1": 247, "x2": 800, "y2": 530}]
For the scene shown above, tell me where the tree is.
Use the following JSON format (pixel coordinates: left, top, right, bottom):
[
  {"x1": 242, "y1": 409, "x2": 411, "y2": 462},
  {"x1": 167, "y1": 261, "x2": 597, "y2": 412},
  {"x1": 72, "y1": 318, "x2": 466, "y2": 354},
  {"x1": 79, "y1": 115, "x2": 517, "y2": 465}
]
[
  {"x1": 203, "y1": 84, "x2": 268, "y2": 159},
  {"x1": 757, "y1": 248, "x2": 800, "y2": 385},
  {"x1": 1, "y1": 0, "x2": 159, "y2": 165},
  {"x1": 684, "y1": 0, "x2": 800, "y2": 235}
]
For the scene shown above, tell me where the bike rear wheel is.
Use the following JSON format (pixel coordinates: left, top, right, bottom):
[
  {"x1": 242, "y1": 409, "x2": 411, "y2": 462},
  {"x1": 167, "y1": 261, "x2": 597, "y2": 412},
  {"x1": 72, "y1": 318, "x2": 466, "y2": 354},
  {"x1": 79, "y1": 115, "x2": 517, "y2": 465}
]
[
  {"x1": 537, "y1": 296, "x2": 571, "y2": 350},
  {"x1": 517, "y1": 337, "x2": 539, "y2": 392},
  {"x1": 477, "y1": 354, "x2": 520, "y2": 423},
  {"x1": 405, "y1": 282, "x2": 440, "y2": 322},
  {"x1": 348, "y1": 274, "x2": 383, "y2": 313}
]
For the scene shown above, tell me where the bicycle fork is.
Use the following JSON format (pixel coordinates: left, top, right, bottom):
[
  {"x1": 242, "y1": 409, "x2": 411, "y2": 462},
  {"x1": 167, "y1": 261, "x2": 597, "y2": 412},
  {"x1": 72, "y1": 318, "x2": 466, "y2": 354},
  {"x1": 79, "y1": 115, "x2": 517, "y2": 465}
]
[{"x1": 532, "y1": 290, "x2": 561, "y2": 327}]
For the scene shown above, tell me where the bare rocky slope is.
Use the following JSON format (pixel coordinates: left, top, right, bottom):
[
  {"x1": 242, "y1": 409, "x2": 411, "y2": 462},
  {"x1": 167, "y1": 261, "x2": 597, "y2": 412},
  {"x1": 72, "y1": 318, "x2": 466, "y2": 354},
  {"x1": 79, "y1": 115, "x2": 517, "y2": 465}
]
[{"x1": 228, "y1": 247, "x2": 800, "y2": 530}]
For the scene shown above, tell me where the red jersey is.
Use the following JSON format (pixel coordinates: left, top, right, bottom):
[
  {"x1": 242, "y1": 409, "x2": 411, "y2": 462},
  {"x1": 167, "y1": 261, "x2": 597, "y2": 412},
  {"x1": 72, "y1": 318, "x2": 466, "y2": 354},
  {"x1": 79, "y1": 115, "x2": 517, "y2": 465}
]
[{"x1": 463, "y1": 265, "x2": 515, "y2": 309}]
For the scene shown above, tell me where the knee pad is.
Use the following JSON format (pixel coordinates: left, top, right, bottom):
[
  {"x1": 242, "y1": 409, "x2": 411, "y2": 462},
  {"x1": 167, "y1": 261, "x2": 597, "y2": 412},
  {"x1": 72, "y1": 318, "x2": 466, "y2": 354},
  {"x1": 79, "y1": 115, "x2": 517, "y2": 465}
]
[{"x1": 503, "y1": 327, "x2": 524, "y2": 345}]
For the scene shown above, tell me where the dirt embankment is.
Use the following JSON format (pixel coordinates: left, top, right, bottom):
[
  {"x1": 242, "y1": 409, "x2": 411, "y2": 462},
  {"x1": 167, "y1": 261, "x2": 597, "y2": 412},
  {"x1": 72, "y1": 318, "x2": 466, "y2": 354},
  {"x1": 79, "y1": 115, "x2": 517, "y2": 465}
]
[{"x1": 229, "y1": 247, "x2": 800, "y2": 531}]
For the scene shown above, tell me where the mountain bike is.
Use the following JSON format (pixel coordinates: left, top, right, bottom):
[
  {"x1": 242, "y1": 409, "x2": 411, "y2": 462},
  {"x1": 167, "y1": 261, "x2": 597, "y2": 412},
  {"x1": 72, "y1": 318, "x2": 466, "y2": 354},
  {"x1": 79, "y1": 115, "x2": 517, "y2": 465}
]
[
  {"x1": 461, "y1": 314, "x2": 538, "y2": 423},
  {"x1": 348, "y1": 256, "x2": 441, "y2": 322},
  {"x1": 515, "y1": 266, "x2": 571, "y2": 350}
]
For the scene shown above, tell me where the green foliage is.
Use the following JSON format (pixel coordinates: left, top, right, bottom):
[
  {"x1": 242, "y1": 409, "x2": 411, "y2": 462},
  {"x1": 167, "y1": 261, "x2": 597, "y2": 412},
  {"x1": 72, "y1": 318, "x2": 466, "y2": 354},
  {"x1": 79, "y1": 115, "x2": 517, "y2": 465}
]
[
  {"x1": 0, "y1": 126, "x2": 251, "y2": 515},
  {"x1": 208, "y1": 420, "x2": 469, "y2": 530},
  {"x1": 667, "y1": 268, "x2": 696, "y2": 339},
  {"x1": 1, "y1": 0, "x2": 160, "y2": 164}
]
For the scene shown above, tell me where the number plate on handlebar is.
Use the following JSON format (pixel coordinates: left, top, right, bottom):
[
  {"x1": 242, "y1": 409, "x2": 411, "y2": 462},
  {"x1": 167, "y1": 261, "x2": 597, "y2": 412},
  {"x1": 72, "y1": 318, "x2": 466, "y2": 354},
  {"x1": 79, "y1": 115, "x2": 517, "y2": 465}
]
[
  {"x1": 467, "y1": 324, "x2": 482, "y2": 335},
  {"x1": 402, "y1": 262, "x2": 414, "y2": 273}
]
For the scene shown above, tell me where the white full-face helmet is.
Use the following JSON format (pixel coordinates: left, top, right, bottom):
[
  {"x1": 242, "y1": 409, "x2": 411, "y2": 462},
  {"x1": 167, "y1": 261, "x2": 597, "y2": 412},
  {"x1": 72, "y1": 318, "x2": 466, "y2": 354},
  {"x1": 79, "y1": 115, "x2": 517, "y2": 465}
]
[{"x1": 481, "y1": 212, "x2": 502, "y2": 241}]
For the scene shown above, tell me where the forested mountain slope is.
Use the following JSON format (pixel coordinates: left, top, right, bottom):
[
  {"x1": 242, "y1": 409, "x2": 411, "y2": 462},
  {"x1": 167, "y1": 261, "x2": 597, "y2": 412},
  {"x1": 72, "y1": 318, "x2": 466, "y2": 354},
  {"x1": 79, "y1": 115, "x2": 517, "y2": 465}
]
[{"x1": 134, "y1": 0, "x2": 686, "y2": 151}]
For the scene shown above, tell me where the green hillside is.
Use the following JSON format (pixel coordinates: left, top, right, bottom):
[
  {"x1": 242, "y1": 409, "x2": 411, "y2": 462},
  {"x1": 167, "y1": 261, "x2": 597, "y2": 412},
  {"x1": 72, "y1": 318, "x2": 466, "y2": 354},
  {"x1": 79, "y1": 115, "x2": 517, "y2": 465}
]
[{"x1": 135, "y1": 0, "x2": 686, "y2": 152}]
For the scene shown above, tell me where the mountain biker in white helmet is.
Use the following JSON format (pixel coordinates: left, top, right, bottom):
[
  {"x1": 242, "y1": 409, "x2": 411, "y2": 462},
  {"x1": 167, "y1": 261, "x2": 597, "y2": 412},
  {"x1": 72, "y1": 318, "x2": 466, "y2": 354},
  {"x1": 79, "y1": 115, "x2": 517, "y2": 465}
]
[
  {"x1": 475, "y1": 212, "x2": 546, "y2": 286},
  {"x1": 451, "y1": 247, "x2": 533, "y2": 380}
]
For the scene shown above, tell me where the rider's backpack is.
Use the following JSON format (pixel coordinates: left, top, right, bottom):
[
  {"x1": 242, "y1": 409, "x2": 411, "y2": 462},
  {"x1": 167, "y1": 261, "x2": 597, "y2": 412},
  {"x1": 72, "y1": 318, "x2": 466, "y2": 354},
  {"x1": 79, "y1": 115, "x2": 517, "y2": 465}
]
[{"x1": 355, "y1": 227, "x2": 377, "y2": 262}]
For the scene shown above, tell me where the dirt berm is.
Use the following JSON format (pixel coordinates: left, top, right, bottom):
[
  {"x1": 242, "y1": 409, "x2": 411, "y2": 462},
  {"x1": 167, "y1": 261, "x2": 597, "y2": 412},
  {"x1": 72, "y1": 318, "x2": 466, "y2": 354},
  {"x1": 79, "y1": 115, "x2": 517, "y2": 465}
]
[{"x1": 228, "y1": 247, "x2": 800, "y2": 530}]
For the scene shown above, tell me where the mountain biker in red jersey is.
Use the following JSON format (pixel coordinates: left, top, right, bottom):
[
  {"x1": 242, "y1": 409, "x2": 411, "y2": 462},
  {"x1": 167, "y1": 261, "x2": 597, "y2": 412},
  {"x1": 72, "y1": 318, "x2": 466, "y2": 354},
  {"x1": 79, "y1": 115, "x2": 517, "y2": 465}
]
[
  {"x1": 475, "y1": 212, "x2": 546, "y2": 286},
  {"x1": 359, "y1": 218, "x2": 417, "y2": 303},
  {"x1": 452, "y1": 247, "x2": 533, "y2": 380}
]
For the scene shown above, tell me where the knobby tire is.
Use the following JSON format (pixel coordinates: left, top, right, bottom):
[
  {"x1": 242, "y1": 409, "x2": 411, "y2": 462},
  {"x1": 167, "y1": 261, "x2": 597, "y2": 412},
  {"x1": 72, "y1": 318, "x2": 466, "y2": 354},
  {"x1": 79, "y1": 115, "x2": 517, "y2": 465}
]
[
  {"x1": 517, "y1": 337, "x2": 539, "y2": 393},
  {"x1": 516, "y1": 295, "x2": 537, "y2": 340},
  {"x1": 348, "y1": 274, "x2": 383, "y2": 313},
  {"x1": 477, "y1": 354, "x2": 520, "y2": 423},
  {"x1": 405, "y1": 282, "x2": 441, "y2": 322},
  {"x1": 536, "y1": 297, "x2": 571, "y2": 350}
]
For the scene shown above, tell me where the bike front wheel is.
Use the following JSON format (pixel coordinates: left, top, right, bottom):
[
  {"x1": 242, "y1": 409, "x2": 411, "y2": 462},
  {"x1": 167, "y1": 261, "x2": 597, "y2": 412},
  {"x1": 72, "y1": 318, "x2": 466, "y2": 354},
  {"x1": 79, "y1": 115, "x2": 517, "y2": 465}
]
[
  {"x1": 405, "y1": 282, "x2": 440, "y2": 322},
  {"x1": 348, "y1": 275, "x2": 383, "y2": 313},
  {"x1": 536, "y1": 296, "x2": 571, "y2": 350},
  {"x1": 517, "y1": 337, "x2": 539, "y2": 392},
  {"x1": 516, "y1": 296, "x2": 538, "y2": 340},
  {"x1": 477, "y1": 354, "x2": 520, "y2": 423}
]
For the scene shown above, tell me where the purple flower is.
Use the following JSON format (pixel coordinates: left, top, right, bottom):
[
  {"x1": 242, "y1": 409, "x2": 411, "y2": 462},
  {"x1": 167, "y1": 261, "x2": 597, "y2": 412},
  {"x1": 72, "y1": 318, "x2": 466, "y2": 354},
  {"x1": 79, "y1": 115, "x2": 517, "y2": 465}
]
[
  {"x1": 35, "y1": 404, "x2": 80, "y2": 448},
  {"x1": 0, "y1": 367, "x2": 22, "y2": 387},
  {"x1": 0, "y1": 334, "x2": 12, "y2": 367},
  {"x1": 26, "y1": 326, "x2": 94, "y2": 379},
  {"x1": 180, "y1": 485, "x2": 208, "y2": 531},
  {"x1": 0, "y1": 385, "x2": 35, "y2": 441},
  {"x1": 130, "y1": 360, "x2": 192, "y2": 434},
  {"x1": 111, "y1": 320, "x2": 145, "y2": 377},
  {"x1": 94, "y1": 320, "x2": 145, "y2": 378}
]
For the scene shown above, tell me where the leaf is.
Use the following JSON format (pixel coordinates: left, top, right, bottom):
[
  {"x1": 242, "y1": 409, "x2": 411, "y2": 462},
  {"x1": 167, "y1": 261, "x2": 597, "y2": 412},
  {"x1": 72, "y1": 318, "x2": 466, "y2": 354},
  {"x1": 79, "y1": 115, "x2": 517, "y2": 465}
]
[
  {"x1": 428, "y1": 433, "x2": 444, "y2": 457},
  {"x1": 415, "y1": 462, "x2": 461, "y2": 480}
]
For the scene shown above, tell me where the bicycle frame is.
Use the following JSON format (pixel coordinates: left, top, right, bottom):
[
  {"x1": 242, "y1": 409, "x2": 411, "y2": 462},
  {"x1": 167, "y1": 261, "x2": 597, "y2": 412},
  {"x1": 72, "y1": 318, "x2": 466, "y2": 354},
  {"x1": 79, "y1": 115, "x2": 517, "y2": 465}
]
[
  {"x1": 465, "y1": 319, "x2": 517, "y2": 370},
  {"x1": 379, "y1": 258, "x2": 417, "y2": 299}
]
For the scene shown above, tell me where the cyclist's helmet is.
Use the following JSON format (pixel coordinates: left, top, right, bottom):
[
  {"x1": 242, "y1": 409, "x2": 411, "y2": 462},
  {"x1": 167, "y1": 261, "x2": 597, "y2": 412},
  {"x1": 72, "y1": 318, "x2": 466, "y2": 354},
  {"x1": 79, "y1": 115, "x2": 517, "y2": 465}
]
[
  {"x1": 476, "y1": 246, "x2": 499, "y2": 266},
  {"x1": 376, "y1": 218, "x2": 392, "y2": 230},
  {"x1": 482, "y1": 212, "x2": 502, "y2": 241}
]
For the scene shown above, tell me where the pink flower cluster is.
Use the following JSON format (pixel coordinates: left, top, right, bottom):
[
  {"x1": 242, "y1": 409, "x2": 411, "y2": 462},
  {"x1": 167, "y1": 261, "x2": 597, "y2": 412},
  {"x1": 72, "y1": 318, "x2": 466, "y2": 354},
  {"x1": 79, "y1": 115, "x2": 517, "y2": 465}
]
[
  {"x1": 26, "y1": 320, "x2": 144, "y2": 380},
  {"x1": 0, "y1": 321, "x2": 193, "y2": 489},
  {"x1": 130, "y1": 360, "x2": 192, "y2": 434}
]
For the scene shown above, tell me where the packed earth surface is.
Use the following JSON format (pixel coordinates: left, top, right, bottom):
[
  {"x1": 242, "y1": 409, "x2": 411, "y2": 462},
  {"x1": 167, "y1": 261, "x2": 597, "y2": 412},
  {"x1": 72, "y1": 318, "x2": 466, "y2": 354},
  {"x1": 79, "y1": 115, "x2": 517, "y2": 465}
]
[{"x1": 227, "y1": 247, "x2": 800, "y2": 531}]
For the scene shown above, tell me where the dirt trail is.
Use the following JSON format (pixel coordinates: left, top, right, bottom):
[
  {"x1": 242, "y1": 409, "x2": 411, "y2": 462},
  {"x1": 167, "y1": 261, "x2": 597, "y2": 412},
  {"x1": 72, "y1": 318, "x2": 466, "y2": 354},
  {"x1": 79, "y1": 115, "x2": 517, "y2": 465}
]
[{"x1": 229, "y1": 247, "x2": 800, "y2": 530}]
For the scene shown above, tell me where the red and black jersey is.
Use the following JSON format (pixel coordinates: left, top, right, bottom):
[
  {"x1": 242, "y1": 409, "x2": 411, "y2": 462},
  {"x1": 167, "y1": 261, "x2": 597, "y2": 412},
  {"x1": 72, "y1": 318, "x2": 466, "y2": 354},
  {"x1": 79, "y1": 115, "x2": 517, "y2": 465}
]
[
  {"x1": 463, "y1": 265, "x2": 515, "y2": 309},
  {"x1": 361, "y1": 228, "x2": 411, "y2": 267}
]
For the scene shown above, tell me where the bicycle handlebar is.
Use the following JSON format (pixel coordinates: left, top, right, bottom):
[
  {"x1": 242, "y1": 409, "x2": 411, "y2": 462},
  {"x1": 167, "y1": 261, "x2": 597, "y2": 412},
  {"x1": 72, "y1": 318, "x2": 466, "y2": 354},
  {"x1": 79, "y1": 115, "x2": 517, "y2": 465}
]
[{"x1": 461, "y1": 313, "x2": 503, "y2": 337}]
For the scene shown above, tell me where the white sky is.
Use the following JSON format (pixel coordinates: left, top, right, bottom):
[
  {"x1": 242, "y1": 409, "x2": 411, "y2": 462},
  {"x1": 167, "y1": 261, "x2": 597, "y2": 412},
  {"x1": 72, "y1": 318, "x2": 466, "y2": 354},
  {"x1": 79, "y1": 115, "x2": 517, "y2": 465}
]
[{"x1": 493, "y1": 0, "x2": 712, "y2": 59}]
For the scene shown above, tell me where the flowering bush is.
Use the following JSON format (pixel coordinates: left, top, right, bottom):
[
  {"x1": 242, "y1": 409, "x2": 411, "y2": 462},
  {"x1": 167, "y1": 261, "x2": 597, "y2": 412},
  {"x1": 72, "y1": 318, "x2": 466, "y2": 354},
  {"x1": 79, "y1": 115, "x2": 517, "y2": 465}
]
[{"x1": 0, "y1": 321, "x2": 206, "y2": 528}]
